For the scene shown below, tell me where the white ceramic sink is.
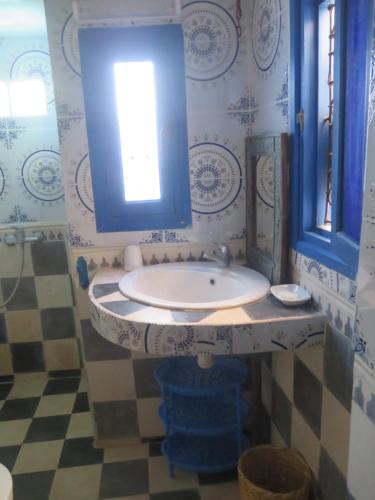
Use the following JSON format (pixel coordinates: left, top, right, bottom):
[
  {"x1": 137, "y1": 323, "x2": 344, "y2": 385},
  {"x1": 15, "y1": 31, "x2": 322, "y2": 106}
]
[{"x1": 119, "y1": 262, "x2": 270, "y2": 310}]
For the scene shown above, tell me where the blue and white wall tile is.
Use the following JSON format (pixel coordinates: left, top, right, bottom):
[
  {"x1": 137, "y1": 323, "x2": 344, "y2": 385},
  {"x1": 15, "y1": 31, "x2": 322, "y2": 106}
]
[
  {"x1": 247, "y1": 0, "x2": 290, "y2": 134},
  {"x1": 45, "y1": 0, "x2": 250, "y2": 250},
  {"x1": 246, "y1": 0, "x2": 357, "y2": 343},
  {"x1": 347, "y1": 359, "x2": 375, "y2": 500},
  {"x1": 0, "y1": 35, "x2": 64, "y2": 225},
  {"x1": 346, "y1": 12, "x2": 375, "y2": 499},
  {"x1": 181, "y1": 0, "x2": 250, "y2": 89},
  {"x1": 354, "y1": 44, "x2": 375, "y2": 372},
  {"x1": 290, "y1": 251, "x2": 357, "y2": 340}
]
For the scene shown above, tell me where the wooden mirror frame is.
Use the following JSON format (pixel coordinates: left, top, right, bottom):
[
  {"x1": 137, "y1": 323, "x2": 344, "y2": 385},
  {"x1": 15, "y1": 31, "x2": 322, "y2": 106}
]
[{"x1": 245, "y1": 134, "x2": 290, "y2": 284}]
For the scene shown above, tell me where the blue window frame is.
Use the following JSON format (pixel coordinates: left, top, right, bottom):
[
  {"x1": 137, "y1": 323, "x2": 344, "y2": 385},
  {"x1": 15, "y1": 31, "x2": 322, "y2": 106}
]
[
  {"x1": 78, "y1": 25, "x2": 192, "y2": 232},
  {"x1": 291, "y1": 0, "x2": 373, "y2": 279}
]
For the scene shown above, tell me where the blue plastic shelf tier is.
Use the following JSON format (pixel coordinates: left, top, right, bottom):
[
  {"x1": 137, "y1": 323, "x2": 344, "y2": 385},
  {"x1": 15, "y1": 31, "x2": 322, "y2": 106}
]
[
  {"x1": 154, "y1": 356, "x2": 248, "y2": 395},
  {"x1": 155, "y1": 357, "x2": 249, "y2": 475},
  {"x1": 162, "y1": 433, "x2": 250, "y2": 474},
  {"x1": 159, "y1": 396, "x2": 249, "y2": 436}
]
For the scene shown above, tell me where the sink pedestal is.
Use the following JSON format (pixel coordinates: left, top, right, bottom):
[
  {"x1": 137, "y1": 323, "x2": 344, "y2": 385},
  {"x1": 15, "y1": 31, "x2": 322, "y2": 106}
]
[
  {"x1": 86, "y1": 268, "x2": 326, "y2": 446},
  {"x1": 197, "y1": 353, "x2": 214, "y2": 369}
]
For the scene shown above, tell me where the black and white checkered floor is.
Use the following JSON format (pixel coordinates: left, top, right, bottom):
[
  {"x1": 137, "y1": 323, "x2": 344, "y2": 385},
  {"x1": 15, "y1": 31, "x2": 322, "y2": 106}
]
[{"x1": 0, "y1": 376, "x2": 240, "y2": 500}]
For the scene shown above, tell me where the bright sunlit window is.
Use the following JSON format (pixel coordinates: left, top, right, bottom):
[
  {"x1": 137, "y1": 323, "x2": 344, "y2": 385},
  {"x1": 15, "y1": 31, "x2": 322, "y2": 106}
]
[
  {"x1": 114, "y1": 61, "x2": 161, "y2": 202},
  {"x1": 10, "y1": 80, "x2": 47, "y2": 117},
  {"x1": 0, "y1": 82, "x2": 11, "y2": 117},
  {"x1": 0, "y1": 80, "x2": 47, "y2": 118}
]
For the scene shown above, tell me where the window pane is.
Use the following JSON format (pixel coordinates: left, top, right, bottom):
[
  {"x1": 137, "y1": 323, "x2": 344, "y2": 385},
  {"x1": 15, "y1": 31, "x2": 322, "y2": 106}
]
[
  {"x1": 316, "y1": 1, "x2": 335, "y2": 230},
  {"x1": 114, "y1": 61, "x2": 161, "y2": 202},
  {"x1": 0, "y1": 81, "x2": 10, "y2": 117},
  {"x1": 9, "y1": 80, "x2": 47, "y2": 116}
]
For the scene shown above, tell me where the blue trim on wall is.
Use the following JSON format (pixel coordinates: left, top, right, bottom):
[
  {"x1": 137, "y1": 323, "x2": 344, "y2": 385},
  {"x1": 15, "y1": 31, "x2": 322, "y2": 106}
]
[
  {"x1": 289, "y1": 0, "x2": 301, "y2": 250},
  {"x1": 290, "y1": 0, "x2": 372, "y2": 280},
  {"x1": 79, "y1": 24, "x2": 192, "y2": 232}
]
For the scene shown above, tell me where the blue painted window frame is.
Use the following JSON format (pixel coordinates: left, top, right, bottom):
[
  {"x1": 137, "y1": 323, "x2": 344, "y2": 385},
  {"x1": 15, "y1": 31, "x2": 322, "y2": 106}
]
[
  {"x1": 78, "y1": 25, "x2": 192, "y2": 233},
  {"x1": 290, "y1": 0, "x2": 373, "y2": 279}
]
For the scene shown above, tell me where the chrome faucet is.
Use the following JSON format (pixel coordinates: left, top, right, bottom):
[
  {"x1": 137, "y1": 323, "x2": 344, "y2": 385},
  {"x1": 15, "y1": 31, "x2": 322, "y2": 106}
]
[{"x1": 203, "y1": 243, "x2": 231, "y2": 268}]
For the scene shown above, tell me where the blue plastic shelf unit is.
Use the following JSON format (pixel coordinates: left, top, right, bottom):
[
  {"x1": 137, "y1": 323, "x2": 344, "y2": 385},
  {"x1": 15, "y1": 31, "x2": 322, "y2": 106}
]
[{"x1": 154, "y1": 356, "x2": 250, "y2": 476}]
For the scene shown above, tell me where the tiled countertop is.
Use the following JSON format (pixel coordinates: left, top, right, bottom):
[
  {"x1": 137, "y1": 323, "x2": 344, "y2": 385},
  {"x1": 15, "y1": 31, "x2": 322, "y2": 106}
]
[{"x1": 89, "y1": 269, "x2": 326, "y2": 356}]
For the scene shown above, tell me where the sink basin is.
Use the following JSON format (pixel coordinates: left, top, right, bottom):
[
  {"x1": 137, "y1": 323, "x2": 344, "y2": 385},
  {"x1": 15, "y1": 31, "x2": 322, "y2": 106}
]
[{"x1": 119, "y1": 262, "x2": 270, "y2": 310}]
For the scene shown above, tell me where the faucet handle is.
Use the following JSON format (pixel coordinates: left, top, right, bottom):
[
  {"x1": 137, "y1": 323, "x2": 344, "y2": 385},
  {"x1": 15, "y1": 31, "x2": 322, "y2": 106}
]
[{"x1": 213, "y1": 242, "x2": 229, "y2": 254}]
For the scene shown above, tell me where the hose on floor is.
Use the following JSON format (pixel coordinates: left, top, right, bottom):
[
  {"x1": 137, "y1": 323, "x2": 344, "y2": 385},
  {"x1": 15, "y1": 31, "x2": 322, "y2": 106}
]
[{"x1": 0, "y1": 242, "x2": 25, "y2": 309}]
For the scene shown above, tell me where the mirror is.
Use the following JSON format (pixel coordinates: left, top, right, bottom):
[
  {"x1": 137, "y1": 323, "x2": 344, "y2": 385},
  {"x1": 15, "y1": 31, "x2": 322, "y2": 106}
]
[
  {"x1": 0, "y1": 0, "x2": 64, "y2": 225},
  {"x1": 254, "y1": 155, "x2": 275, "y2": 257},
  {"x1": 246, "y1": 134, "x2": 289, "y2": 284}
]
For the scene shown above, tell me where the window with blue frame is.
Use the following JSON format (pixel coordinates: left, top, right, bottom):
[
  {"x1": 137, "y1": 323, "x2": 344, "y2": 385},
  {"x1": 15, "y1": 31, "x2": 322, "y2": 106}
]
[
  {"x1": 78, "y1": 24, "x2": 192, "y2": 232},
  {"x1": 291, "y1": 0, "x2": 373, "y2": 279}
]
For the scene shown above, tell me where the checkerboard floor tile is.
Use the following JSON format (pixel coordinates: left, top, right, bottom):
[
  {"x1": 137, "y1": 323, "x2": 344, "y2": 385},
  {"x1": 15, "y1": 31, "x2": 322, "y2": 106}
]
[{"x1": 0, "y1": 376, "x2": 240, "y2": 500}]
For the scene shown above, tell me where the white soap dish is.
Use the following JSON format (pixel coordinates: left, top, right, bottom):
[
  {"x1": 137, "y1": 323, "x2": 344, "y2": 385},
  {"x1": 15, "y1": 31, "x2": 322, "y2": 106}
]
[{"x1": 270, "y1": 284, "x2": 311, "y2": 306}]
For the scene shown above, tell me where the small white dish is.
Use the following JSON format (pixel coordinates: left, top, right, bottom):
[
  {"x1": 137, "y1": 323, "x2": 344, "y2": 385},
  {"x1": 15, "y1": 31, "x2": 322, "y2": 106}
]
[{"x1": 270, "y1": 284, "x2": 311, "y2": 306}]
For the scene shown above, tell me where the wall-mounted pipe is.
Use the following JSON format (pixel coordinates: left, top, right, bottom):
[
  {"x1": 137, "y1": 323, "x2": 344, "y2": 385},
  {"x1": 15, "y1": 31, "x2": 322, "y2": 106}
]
[
  {"x1": 0, "y1": 227, "x2": 44, "y2": 309},
  {"x1": 3, "y1": 228, "x2": 43, "y2": 246}
]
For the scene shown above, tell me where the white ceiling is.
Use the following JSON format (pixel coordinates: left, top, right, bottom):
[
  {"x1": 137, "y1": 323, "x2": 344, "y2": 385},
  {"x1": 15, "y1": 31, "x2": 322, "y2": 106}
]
[{"x1": 0, "y1": 0, "x2": 47, "y2": 37}]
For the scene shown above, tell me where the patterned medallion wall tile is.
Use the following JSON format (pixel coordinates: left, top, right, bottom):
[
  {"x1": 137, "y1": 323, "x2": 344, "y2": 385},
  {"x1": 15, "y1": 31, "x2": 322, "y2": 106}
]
[
  {"x1": 60, "y1": 114, "x2": 247, "y2": 247},
  {"x1": 1, "y1": 206, "x2": 38, "y2": 226},
  {"x1": 248, "y1": 0, "x2": 290, "y2": 110},
  {"x1": 181, "y1": 0, "x2": 247, "y2": 88},
  {"x1": 0, "y1": 36, "x2": 57, "y2": 134},
  {"x1": 0, "y1": 160, "x2": 10, "y2": 216},
  {"x1": 0, "y1": 119, "x2": 26, "y2": 151},
  {"x1": 185, "y1": 42, "x2": 250, "y2": 114},
  {"x1": 187, "y1": 130, "x2": 246, "y2": 242},
  {"x1": 44, "y1": 1, "x2": 81, "y2": 82},
  {"x1": 190, "y1": 206, "x2": 246, "y2": 245},
  {"x1": 17, "y1": 146, "x2": 64, "y2": 207},
  {"x1": 189, "y1": 143, "x2": 243, "y2": 217},
  {"x1": 188, "y1": 107, "x2": 250, "y2": 146},
  {"x1": 0, "y1": 33, "x2": 64, "y2": 224},
  {"x1": 63, "y1": 144, "x2": 94, "y2": 230},
  {"x1": 0, "y1": 163, "x2": 64, "y2": 226},
  {"x1": 6, "y1": 40, "x2": 55, "y2": 105},
  {"x1": 45, "y1": 0, "x2": 250, "y2": 248},
  {"x1": 55, "y1": 97, "x2": 85, "y2": 144},
  {"x1": 0, "y1": 139, "x2": 64, "y2": 224},
  {"x1": 251, "y1": 102, "x2": 289, "y2": 135},
  {"x1": 275, "y1": 65, "x2": 289, "y2": 127},
  {"x1": 227, "y1": 86, "x2": 260, "y2": 136},
  {"x1": 44, "y1": 1, "x2": 86, "y2": 144}
]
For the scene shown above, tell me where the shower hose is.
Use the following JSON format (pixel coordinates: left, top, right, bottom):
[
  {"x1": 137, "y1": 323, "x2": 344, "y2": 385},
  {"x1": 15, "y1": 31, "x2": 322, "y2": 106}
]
[{"x1": 0, "y1": 241, "x2": 25, "y2": 309}]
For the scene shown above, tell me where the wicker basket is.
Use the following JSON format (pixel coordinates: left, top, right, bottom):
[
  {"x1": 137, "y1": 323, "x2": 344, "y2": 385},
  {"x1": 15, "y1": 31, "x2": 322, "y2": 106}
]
[{"x1": 238, "y1": 445, "x2": 313, "y2": 500}]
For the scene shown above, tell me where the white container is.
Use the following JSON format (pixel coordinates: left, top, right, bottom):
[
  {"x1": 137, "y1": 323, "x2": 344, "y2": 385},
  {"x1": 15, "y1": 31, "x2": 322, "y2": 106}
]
[
  {"x1": 270, "y1": 284, "x2": 311, "y2": 306},
  {"x1": 123, "y1": 245, "x2": 143, "y2": 272},
  {"x1": 0, "y1": 463, "x2": 13, "y2": 500}
]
